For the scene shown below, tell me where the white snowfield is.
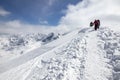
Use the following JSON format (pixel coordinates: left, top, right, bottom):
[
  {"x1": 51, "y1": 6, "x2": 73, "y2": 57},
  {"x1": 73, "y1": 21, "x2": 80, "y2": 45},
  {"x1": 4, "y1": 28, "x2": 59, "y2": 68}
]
[
  {"x1": 0, "y1": 27, "x2": 120, "y2": 80},
  {"x1": 0, "y1": 32, "x2": 60, "y2": 64}
]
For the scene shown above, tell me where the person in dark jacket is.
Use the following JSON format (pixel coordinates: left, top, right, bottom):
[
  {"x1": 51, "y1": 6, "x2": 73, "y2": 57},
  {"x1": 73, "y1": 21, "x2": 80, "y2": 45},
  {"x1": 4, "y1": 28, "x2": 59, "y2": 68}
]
[
  {"x1": 97, "y1": 20, "x2": 100, "y2": 29},
  {"x1": 90, "y1": 19, "x2": 100, "y2": 30}
]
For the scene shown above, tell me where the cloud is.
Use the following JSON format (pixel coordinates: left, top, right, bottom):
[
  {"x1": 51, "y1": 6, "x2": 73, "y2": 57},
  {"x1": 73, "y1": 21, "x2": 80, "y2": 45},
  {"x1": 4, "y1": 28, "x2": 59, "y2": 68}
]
[
  {"x1": 0, "y1": 20, "x2": 68, "y2": 34},
  {"x1": 48, "y1": 0, "x2": 56, "y2": 6},
  {"x1": 59, "y1": 0, "x2": 120, "y2": 31},
  {"x1": 0, "y1": 7, "x2": 11, "y2": 16},
  {"x1": 39, "y1": 19, "x2": 48, "y2": 25},
  {"x1": 4, "y1": 20, "x2": 22, "y2": 28},
  {"x1": 41, "y1": 0, "x2": 56, "y2": 13}
]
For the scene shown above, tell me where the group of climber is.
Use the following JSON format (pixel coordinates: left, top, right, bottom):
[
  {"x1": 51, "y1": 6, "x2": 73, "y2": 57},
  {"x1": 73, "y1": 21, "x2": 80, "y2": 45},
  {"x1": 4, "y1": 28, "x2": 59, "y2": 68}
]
[{"x1": 90, "y1": 19, "x2": 100, "y2": 30}]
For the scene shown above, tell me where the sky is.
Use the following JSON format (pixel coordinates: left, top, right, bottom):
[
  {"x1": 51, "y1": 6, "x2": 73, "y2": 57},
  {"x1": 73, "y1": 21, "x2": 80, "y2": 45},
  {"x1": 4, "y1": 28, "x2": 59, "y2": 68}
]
[
  {"x1": 0, "y1": 0, "x2": 80, "y2": 25},
  {"x1": 0, "y1": 0, "x2": 120, "y2": 34}
]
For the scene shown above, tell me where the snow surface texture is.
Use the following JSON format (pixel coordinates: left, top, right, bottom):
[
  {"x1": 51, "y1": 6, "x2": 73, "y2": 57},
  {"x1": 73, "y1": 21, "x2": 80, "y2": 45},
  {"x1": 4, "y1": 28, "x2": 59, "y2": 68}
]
[
  {"x1": 0, "y1": 27, "x2": 120, "y2": 80},
  {"x1": 0, "y1": 32, "x2": 60, "y2": 63},
  {"x1": 97, "y1": 28, "x2": 120, "y2": 80}
]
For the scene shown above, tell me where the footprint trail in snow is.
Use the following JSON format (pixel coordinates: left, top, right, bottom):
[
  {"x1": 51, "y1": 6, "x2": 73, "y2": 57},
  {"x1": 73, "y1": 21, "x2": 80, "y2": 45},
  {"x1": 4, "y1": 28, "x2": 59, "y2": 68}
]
[{"x1": 26, "y1": 28, "x2": 114, "y2": 80}]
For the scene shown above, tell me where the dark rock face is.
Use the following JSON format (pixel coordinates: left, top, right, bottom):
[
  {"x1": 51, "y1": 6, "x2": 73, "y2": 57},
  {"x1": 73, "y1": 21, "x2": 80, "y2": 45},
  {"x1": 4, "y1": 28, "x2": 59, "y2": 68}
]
[{"x1": 42, "y1": 33, "x2": 59, "y2": 43}]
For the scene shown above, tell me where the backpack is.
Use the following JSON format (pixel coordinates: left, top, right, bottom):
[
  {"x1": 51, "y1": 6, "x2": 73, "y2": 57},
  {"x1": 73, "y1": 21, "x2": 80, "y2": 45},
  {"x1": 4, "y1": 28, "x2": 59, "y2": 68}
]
[{"x1": 90, "y1": 22, "x2": 93, "y2": 27}]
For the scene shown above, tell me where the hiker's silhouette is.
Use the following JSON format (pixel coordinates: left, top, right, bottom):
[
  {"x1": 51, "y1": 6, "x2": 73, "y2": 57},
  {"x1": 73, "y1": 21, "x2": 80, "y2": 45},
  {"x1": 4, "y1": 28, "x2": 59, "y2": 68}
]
[{"x1": 90, "y1": 19, "x2": 100, "y2": 30}]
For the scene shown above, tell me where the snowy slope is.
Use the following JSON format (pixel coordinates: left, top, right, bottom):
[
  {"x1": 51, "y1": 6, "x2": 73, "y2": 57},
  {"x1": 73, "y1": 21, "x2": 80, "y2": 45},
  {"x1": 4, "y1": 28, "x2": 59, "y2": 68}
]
[
  {"x1": 0, "y1": 29, "x2": 78, "y2": 74},
  {"x1": 0, "y1": 27, "x2": 120, "y2": 80},
  {"x1": 0, "y1": 32, "x2": 61, "y2": 64}
]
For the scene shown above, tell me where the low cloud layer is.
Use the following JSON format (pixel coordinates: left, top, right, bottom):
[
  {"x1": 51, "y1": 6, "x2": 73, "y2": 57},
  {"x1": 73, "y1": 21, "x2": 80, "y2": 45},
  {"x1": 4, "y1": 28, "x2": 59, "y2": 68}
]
[{"x1": 0, "y1": 20, "x2": 69, "y2": 34}]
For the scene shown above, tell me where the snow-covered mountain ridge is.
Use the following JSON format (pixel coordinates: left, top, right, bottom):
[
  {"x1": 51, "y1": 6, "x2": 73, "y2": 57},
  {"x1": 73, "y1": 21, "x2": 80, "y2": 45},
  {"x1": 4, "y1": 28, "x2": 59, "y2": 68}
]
[
  {"x1": 0, "y1": 32, "x2": 61, "y2": 63},
  {"x1": 0, "y1": 32, "x2": 61, "y2": 51},
  {"x1": 0, "y1": 27, "x2": 120, "y2": 80}
]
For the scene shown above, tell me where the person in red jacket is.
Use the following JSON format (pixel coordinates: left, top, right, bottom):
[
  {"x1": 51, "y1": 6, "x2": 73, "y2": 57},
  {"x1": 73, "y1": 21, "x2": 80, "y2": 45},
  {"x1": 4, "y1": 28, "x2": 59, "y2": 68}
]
[
  {"x1": 90, "y1": 19, "x2": 100, "y2": 30},
  {"x1": 94, "y1": 19, "x2": 100, "y2": 30}
]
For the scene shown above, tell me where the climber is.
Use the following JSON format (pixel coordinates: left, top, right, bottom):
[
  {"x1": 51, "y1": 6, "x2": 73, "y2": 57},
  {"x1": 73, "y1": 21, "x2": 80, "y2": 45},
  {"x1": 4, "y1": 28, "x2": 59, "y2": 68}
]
[{"x1": 90, "y1": 19, "x2": 100, "y2": 30}]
